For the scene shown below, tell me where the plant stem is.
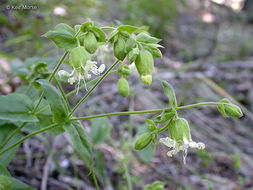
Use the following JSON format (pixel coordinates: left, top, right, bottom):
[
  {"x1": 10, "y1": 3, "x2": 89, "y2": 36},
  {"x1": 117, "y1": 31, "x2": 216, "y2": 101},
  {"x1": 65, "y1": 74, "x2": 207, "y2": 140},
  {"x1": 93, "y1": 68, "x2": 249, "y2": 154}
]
[
  {"x1": 32, "y1": 51, "x2": 69, "y2": 113},
  {"x1": 91, "y1": 170, "x2": 100, "y2": 190},
  {"x1": 53, "y1": 76, "x2": 71, "y2": 112},
  {"x1": 175, "y1": 102, "x2": 219, "y2": 110},
  {"x1": 0, "y1": 123, "x2": 59, "y2": 156},
  {"x1": 69, "y1": 102, "x2": 220, "y2": 121},
  {"x1": 34, "y1": 70, "x2": 117, "y2": 116},
  {"x1": 123, "y1": 162, "x2": 133, "y2": 190},
  {"x1": 70, "y1": 109, "x2": 165, "y2": 121},
  {"x1": 0, "y1": 122, "x2": 27, "y2": 149},
  {"x1": 68, "y1": 60, "x2": 120, "y2": 118},
  {"x1": 158, "y1": 119, "x2": 173, "y2": 133}
]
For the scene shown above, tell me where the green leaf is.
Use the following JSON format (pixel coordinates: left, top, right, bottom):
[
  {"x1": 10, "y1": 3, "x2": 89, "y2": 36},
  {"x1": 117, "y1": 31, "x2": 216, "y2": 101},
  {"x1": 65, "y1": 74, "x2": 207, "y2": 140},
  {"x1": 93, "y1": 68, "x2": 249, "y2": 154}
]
[
  {"x1": 37, "y1": 115, "x2": 64, "y2": 136},
  {"x1": 63, "y1": 121, "x2": 93, "y2": 170},
  {"x1": 36, "y1": 79, "x2": 68, "y2": 123},
  {"x1": 161, "y1": 80, "x2": 177, "y2": 108},
  {"x1": 146, "y1": 119, "x2": 156, "y2": 131},
  {"x1": 137, "y1": 144, "x2": 154, "y2": 163},
  {"x1": 42, "y1": 23, "x2": 78, "y2": 51},
  {"x1": 108, "y1": 29, "x2": 118, "y2": 43},
  {"x1": 0, "y1": 175, "x2": 11, "y2": 190},
  {"x1": 94, "y1": 150, "x2": 105, "y2": 184},
  {"x1": 0, "y1": 93, "x2": 38, "y2": 122},
  {"x1": 0, "y1": 167, "x2": 36, "y2": 190},
  {"x1": 0, "y1": 123, "x2": 22, "y2": 167},
  {"x1": 91, "y1": 26, "x2": 106, "y2": 42},
  {"x1": 90, "y1": 118, "x2": 112, "y2": 145},
  {"x1": 143, "y1": 43, "x2": 162, "y2": 58},
  {"x1": 154, "y1": 110, "x2": 175, "y2": 123},
  {"x1": 136, "y1": 32, "x2": 161, "y2": 44},
  {"x1": 80, "y1": 21, "x2": 93, "y2": 33},
  {"x1": 117, "y1": 25, "x2": 138, "y2": 34}
]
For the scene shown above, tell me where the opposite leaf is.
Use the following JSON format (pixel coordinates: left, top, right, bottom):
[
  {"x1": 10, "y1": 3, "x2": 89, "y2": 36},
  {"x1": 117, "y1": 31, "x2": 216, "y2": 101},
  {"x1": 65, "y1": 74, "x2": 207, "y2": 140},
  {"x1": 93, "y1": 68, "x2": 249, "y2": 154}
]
[
  {"x1": 161, "y1": 80, "x2": 177, "y2": 108},
  {"x1": 43, "y1": 23, "x2": 78, "y2": 51},
  {"x1": 63, "y1": 121, "x2": 93, "y2": 170},
  {"x1": 0, "y1": 93, "x2": 38, "y2": 122},
  {"x1": 35, "y1": 79, "x2": 68, "y2": 123}
]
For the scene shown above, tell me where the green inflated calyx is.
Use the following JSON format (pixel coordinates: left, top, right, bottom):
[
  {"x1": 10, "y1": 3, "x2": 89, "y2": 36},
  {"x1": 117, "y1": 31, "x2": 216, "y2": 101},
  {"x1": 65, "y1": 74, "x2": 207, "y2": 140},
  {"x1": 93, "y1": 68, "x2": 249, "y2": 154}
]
[
  {"x1": 134, "y1": 132, "x2": 152, "y2": 150},
  {"x1": 84, "y1": 31, "x2": 97, "y2": 54},
  {"x1": 169, "y1": 118, "x2": 191, "y2": 144},
  {"x1": 114, "y1": 36, "x2": 126, "y2": 61},
  {"x1": 69, "y1": 46, "x2": 91, "y2": 74},
  {"x1": 118, "y1": 77, "x2": 129, "y2": 98},
  {"x1": 135, "y1": 49, "x2": 154, "y2": 85}
]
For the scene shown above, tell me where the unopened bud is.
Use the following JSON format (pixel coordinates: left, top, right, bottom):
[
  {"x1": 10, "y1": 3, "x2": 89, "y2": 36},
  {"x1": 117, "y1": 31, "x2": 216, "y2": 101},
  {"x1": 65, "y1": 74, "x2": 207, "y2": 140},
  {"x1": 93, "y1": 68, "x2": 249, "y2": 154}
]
[
  {"x1": 84, "y1": 32, "x2": 98, "y2": 54},
  {"x1": 134, "y1": 132, "x2": 152, "y2": 150},
  {"x1": 118, "y1": 77, "x2": 129, "y2": 98}
]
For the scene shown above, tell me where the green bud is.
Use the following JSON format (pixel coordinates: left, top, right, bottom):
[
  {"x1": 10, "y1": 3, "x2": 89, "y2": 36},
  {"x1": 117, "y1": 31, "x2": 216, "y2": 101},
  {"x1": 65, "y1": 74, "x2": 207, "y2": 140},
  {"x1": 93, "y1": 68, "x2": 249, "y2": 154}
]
[
  {"x1": 135, "y1": 49, "x2": 154, "y2": 85},
  {"x1": 125, "y1": 37, "x2": 136, "y2": 53},
  {"x1": 134, "y1": 132, "x2": 152, "y2": 150},
  {"x1": 84, "y1": 32, "x2": 98, "y2": 54},
  {"x1": 69, "y1": 46, "x2": 91, "y2": 73},
  {"x1": 114, "y1": 37, "x2": 126, "y2": 61},
  {"x1": 169, "y1": 118, "x2": 191, "y2": 143},
  {"x1": 117, "y1": 65, "x2": 132, "y2": 77},
  {"x1": 218, "y1": 98, "x2": 243, "y2": 118},
  {"x1": 225, "y1": 103, "x2": 243, "y2": 118},
  {"x1": 128, "y1": 47, "x2": 139, "y2": 63},
  {"x1": 0, "y1": 175, "x2": 11, "y2": 190},
  {"x1": 118, "y1": 77, "x2": 129, "y2": 97}
]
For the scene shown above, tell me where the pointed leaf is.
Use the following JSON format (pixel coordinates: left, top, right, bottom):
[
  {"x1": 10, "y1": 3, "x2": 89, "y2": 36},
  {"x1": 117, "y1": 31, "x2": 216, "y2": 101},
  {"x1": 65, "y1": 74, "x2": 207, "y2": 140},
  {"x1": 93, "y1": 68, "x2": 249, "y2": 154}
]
[
  {"x1": 161, "y1": 80, "x2": 177, "y2": 108},
  {"x1": 117, "y1": 25, "x2": 138, "y2": 34},
  {"x1": 36, "y1": 79, "x2": 68, "y2": 123},
  {"x1": 42, "y1": 23, "x2": 78, "y2": 51},
  {"x1": 63, "y1": 121, "x2": 93, "y2": 169},
  {"x1": 0, "y1": 93, "x2": 38, "y2": 122},
  {"x1": 136, "y1": 32, "x2": 161, "y2": 44}
]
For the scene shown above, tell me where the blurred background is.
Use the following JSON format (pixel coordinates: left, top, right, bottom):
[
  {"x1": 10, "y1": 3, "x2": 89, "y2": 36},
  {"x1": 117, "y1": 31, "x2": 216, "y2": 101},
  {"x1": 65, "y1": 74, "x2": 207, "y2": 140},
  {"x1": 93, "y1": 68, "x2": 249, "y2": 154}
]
[{"x1": 0, "y1": 0, "x2": 253, "y2": 189}]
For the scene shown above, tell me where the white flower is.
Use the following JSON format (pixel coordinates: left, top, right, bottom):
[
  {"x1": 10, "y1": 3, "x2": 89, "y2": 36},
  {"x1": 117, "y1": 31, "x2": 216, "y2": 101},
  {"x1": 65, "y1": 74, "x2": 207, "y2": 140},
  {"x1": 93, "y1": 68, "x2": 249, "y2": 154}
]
[
  {"x1": 159, "y1": 137, "x2": 205, "y2": 164},
  {"x1": 58, "y1": 60, "x2": 105, "y2": 91}
]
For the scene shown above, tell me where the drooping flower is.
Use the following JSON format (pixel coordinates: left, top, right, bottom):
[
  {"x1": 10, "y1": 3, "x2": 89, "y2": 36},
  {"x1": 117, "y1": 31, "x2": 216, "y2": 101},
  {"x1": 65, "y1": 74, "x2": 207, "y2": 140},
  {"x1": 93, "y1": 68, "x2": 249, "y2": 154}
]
[
  {"x1": 159, "y1": 118, "x2": 205, "y2": 164},
  {"x1": 58, "y1": 46, "x2": 105, "y2": 91}
]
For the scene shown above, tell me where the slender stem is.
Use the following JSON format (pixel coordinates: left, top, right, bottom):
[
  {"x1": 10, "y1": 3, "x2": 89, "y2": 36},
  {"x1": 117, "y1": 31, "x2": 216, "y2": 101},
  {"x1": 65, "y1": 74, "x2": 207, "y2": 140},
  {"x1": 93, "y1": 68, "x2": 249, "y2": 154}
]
[
  {"x1": 70, "y1": 102, "x2": 221, "y2": 122},
  {"x1": 53, "y1": 76, "x2": 71, "y2": 112},
  {"x1": 70, "y1": 109, "x2": 165, "y2": 121},
  {"x1": 123, "y1": 162, "x2": 133, "y2": 190},
  {"x1": 32, "y1": 51, "x2": 69, "y2": 113},
  {"x1": 49, "y1": 51, "x2": 69, "y2": 82},
  {"x1": 175, "y1": 102, "x2": 219, "y2": 110},
  {"x1": 0, "y1": 122, "x2": 27, "y2": 149},
  {"x1": 91, "y1": 170, "x2": 100, "y2": 190},
  {"x1": 68, "y1": 60, "x2": 120, "y2": 118},
  {"x1": 100, "y1": 26, "x2": 116, "y2": 30},
  {"x1": 0, "y1": 123, "x2": 59, "y2": 156},
  {"x1": 34, "y1": 70, "x2": 118, "y2": 116},
  {"x1": 158, "y1": 119, "x2": 173, "y2": 133}
]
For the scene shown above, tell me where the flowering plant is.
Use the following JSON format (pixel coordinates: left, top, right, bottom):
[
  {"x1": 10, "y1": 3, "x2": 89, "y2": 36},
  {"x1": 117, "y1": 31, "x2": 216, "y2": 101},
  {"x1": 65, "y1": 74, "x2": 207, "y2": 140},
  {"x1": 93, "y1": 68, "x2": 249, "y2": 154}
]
[{"x1": 0, "y1": 20, "x2": 243, "y2": 189}]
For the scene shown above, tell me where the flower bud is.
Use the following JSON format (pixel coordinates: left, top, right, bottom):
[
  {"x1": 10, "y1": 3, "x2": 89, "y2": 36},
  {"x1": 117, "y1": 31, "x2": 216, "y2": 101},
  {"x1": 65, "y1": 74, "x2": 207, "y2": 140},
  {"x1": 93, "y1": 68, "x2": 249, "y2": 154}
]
[
  {"x1": 135, "y1": 49, "x2": 154, "y2": 85},
  {"x1": 69, "y1": 46, "x2": 91, "y2": 73},
  {"x1": 84, "y1": 31, "x2": 98, "y2": 54},
  {"x1": 114, "y1": 37, "x2": 126, "y2": 61},
  {"x1": 134, "y1": 132, "x2": 152, "y2": 150},
  {"x1": 128, "y1": 47, "x2": 139, "y2": 63},
  {"x1": 125, "y1": 37, "x2": 136, "y2": 53},
  {"x1": 118, "y1": 77, "x2": 129, "y2": 97},
  {"x1": 225, "y1": 103, "x2": 243, "y2": 118},
  {"x1": 169, "y1": 118, "x2": 191, "y2": 143}
]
